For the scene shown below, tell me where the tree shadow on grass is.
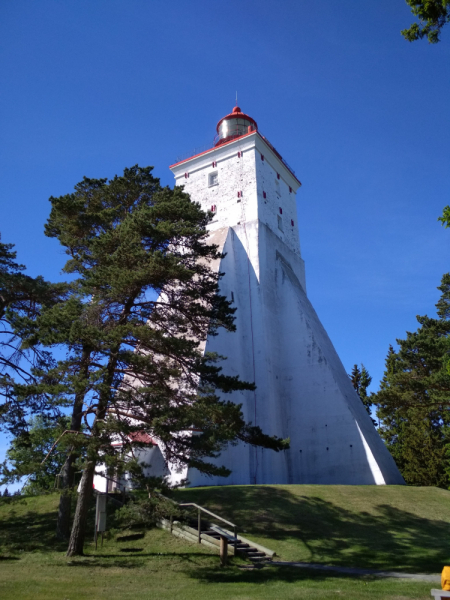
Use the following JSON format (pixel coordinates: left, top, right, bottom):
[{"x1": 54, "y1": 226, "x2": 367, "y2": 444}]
[
  {"x1": 0, "y1": 495, "x2": 100, "y2": 555},
  {"x1": 64, "y1": 552, "x2": 220, "y2": 570},
  {"x1": 176, "y1": 486, "x2": 450, "y2": 573},
  {"x1": 187, "y1": 565, "x2": 380, "y2": 586},
  {"x1": 0, "y1": 508, "x2": 67, "y2": 554},
  {"x1": 116, "y1": 532, "x2": 145, "y2": 542}
]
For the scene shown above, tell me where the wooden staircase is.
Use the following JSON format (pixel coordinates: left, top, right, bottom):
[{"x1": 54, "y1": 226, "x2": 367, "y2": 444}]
[
  {"x1": 157, "y1": 498, "x2": 275, "y2": 565},
  {"x1": 202, "y1": 524, "x2": 274, "y2": 564}
]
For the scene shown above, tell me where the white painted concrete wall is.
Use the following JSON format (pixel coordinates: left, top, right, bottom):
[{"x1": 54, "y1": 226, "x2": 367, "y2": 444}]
[
  {"x1": 93, "y1": 445, "x2": 169, "y2": 492},
  {"x1": 167, "y1": 133, "x2": 404, "y2": 486}
]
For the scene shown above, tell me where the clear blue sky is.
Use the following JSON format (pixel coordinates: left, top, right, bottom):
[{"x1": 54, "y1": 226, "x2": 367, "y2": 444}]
[{"x1": 1, "y1": 1, "x2": 449, "y2": 488}]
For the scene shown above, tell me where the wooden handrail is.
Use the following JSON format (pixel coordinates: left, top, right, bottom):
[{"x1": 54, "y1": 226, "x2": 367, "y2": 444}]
[
  {"x1": 156, "y1": 493, "x2": 238, "y2": 551},
  {"x1": 178, "y1": 502, "x2": 238, "y2": 550},
  {"x1": 178, "y1": 503, "x2": 236, "y2": 529}
]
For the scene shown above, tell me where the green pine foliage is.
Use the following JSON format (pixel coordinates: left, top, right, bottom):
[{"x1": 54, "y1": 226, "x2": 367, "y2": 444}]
[
  {"x1": 38, "y1": 165, "x2": 288, "y2": 481},
  {"x1": 373, "y1": 274, "x2": 450, "y2": 487},
  {"x1": 402, "y1": 0, "x2": 450, "y2": 43},
  {"x1": 0, "y1": 415, "x2": 73, "y2": 495},
  {"x1": 6, "y1": 164, "x2": 288, "y2": 555},
  {"x1": 439, "y1": 205, "x2": 450, "y2": 229},
  {"x1": 0, "y1": 241, "x2": 67, "y2": 435},
  {"x1": 349, "y1": 364, "x2": 375, "y2": 424}
]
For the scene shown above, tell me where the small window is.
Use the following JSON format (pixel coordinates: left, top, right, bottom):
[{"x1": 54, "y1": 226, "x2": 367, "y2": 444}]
[
  {"x1": 261, "y1": 154, "x2": 264, "y2": 161},
  {"x1": 289, "y1": 186, "x2": 292, "y2": 193},
  {"x1": 263, "y1": 191, "x2": 266, "y2": 199},
  {"x1": 277, "y1": 173, "x2": 280, "y2": 180},
  {"x1": 277, "y1": 215, "x2": 283, "y2": 231},
  {"x1": 212, "y1": 161, "x2": 217, "y2": 168},
  {"x1": 209, "y1": 172, "x2": 218, "y2": 187},
  {"x1": 237, "y1": 191, "x2": 242, "y2": 198},
  {"x1": 184, "y1": 172, "x2": 189, "y2": 179},
  {"x1": 279, "y1": 207, "x2": 283, "y2": 214},
  {"x1": 231, "y1": 291, "x2": 234, "y2": 303},
  {"x1": 237, "y1": 151, "x2": 241, "y2": 158},
  {"x1": 211, "y1": 204, "x2": 217, "y2": 213},
  {"x1": 291, "y1": 219, "x2": 294, "y2": 226}
]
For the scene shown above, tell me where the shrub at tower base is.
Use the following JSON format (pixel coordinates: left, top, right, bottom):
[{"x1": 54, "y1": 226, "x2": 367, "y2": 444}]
[{"x1": 28, "y1": 165, "x2": 288, "y2": 557}]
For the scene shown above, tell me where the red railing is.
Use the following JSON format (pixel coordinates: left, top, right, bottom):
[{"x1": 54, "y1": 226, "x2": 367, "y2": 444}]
[{"x1": 174, "y1": 128, "x2": 296, "y2": 177}]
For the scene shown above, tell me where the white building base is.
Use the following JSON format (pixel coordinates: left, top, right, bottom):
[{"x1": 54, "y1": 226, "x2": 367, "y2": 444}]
[{"x1": 183, "y1": 222, "x2": 404, "y2": 486}]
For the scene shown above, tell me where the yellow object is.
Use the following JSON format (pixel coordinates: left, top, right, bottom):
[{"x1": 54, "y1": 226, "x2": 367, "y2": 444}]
[{"x1": 441, "y1": 566, "x2": 450, "y2": 590}]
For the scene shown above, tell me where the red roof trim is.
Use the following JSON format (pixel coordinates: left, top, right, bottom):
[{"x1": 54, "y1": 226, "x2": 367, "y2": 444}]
[
  {"x1": 169, "y1": 130, "x2": 256, "y2": 168},
  {"x1": 111, "y1": 433, "x2": 158, "y2": 446},
  {"x1": 170, "y1": 132, "x2": 301, "y2": 186}
]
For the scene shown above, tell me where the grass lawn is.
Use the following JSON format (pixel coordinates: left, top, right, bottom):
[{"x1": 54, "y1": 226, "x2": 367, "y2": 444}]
[
  {"x1": 0, "y1": 487, "x2": 447, "y2": 599},
  {"x1": 176, "y1": 484, "x2": 450, "y2": 573}
]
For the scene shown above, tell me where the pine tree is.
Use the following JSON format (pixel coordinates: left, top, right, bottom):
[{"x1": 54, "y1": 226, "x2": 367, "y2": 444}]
[
  {"x1": 1, "y1": 415, "x2": 73, "y2": 495},
  {"x1": 402, "y1": 0, "x2": 450, "y2": 43},
  {"x1": 349, "y1": 364, "x2": 375, "y2": 424},
  {"x1": 0, "y1": 241, "x2": 66, "y2": 434},
  {"x1": 373, "y1": 275, "x2": 450, "y2": 487},
  {"x1": 23, "y1": 165, "x2": 288, "y2": 556}
]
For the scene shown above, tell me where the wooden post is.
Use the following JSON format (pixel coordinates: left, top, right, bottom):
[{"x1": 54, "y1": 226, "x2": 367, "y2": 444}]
[
  {"x1": 198, "y1": 508, "x2": 201, "y2": 544},
  {"x1": 219, "y1": 536, "x2": 228, "y2": 567}
]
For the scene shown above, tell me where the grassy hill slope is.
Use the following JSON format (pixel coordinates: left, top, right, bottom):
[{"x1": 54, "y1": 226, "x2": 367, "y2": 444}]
[
  {"x1": 0, "y1": 486, "x2": 448, "y2": 600},
  {"x1": 176, "y1": 484, "x2": 450, "y2": 573}
]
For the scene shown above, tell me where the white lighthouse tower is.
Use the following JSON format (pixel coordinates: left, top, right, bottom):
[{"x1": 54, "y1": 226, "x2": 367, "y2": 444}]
[{"x1": 169, "y1": 105, "x2": 404, "y2": 486}]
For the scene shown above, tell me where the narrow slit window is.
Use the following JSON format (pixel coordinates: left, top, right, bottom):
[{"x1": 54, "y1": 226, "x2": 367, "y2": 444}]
[
  {"x1": 263, "y1": 191, "x2": 266, "y2": 199},
  {"x1": 211, "y1": 204, "x2": 217, "y2": 213},
  {"x1": 277, "y1": 215, "x2": 283, "y2": 231},
  {"x1": 261, "y1": 154, "x2": 264, "y2": 161},
  {"x1": 291, "y1": 219, "x2": 294, "y2": 226},
  {"x1": 231, "y1": 291, "x2": 234, "y2": 303},
  {"x1": 209, "y1": 172, "x2": 218, "y2": 187},
  {"x1": 279, "y1": 207, "x2": 283, "y2": 214}
]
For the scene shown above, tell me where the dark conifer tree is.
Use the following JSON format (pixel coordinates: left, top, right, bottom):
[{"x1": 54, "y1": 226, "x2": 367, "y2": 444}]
[
  {"x1": 373, "y1": 275, "x2": 450, "y2": 487},
  {"x1": 402, "y1": 0, "x2": 450, "y2": 43},
  {"x1": 349, "y1": 364, "x2": 375, "y2": 425},
  {"x1": 0, "y1": 241, "x2": 67, "y2": 434},
  {"x1": 1, "y1": 415, "x2": 73, "y2": 495},
  {"x1": 25, "y1": 165, "x2": 287, "y2": 556}
]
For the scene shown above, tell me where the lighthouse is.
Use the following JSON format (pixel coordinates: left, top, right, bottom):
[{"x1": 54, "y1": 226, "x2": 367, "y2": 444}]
[{"x1": 168, "y1": 106, "x2": 404, "y2": 487}]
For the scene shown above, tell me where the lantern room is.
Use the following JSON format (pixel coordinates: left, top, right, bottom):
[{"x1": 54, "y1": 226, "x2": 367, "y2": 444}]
[{"x1": 215, "y1": 106, "x2": 258, "y2": 146}]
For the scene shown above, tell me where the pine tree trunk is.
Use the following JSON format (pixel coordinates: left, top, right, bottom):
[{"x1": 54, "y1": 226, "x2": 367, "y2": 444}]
[
  {"x1": 66, "y1": 460, "x2": 95, "y2": 556},
  {"x1": 56, "y1": 347, "x2": 91, "y2": 540},
  {"x1": 56, "y1": 457, "x2": 75, "y2": 540},
  {"x1": 66, "y1": 339, "x2": 125, "y2": 555}
]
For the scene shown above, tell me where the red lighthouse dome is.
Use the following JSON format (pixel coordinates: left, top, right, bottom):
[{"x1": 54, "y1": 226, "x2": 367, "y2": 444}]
[{"x1": 215, "y1": 106, "x2": 258, "y2": 146}]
